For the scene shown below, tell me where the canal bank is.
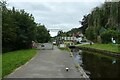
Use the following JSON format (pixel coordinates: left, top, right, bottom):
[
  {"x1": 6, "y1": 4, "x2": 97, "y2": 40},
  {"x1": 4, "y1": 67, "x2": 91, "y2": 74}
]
[
  {"x1": 78, "y1": 46, "x2": 120, "y2": 58},
  {"x1": 68, "y1": 49, "x2": 89, "y2": 78},
  {"x1": 75, "y1": 43, "x2": 120, "y2": 58},
  {"x1": 81, "y1": 50, "x2": 120, "y2": 79},
  {"x1": 69, "y1": 46, "x2": 120, "y2": 79}
]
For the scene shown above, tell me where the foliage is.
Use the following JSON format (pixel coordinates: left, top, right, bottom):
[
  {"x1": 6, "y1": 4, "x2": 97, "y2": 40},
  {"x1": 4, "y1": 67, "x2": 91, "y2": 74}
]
[
  {"x1": 85, "y1": 27, "x2": 96, "y2": 42},
  {"x1": 57, "y1": 30, "x2": 66, "y2": 37},
  {"x1": 100, "y1": 30, "x2": 119, "y2": 43},
  {"x1": 56, "y1": 2, "x2": 120, "y2": 44},
  {"x1": 0, "y1": 55, "x2": 1, "y2": 78},
  {"x1": 80, "y1": 2, "x2": 120, "y2": 43},
  {"x1": 2, "y1": 49, "x2": 36, "y2": 77},
  {"x1": 57, "y1": 28, "x2": 81, "y2": 37},
  {"x1": 2, "y1": 2, "x2": 51, "y2": 53},
  {"x1": 80, "y1": 15, "x2": 89, "y2": 34},
  {"x1": 66, "y1": 28, "x2": 81, "y2": 36},
  {"x1": 36, "y1": 24, "x2": 51, "y2": 43}
]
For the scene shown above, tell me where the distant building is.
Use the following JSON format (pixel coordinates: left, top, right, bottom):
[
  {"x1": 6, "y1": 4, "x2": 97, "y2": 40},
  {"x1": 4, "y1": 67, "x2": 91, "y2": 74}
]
[
  {"x1": 58, "y1": 32, "x2": 84, "y2": 43},
  {"x1": 72, "y1": 32, "x2": 84, "y2": 43}
]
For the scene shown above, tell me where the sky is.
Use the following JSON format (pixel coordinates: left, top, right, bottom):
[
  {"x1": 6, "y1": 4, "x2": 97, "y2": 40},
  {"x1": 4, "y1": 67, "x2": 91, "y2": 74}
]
[{"x1": 7, "y1": 0, "x2": 105, "y2": 37}]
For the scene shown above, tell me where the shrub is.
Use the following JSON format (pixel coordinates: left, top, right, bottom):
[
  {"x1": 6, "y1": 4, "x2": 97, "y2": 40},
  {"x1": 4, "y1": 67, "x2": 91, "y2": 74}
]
[{"x1": 100, "y1": 30, "x2": 119, "y2": 43}]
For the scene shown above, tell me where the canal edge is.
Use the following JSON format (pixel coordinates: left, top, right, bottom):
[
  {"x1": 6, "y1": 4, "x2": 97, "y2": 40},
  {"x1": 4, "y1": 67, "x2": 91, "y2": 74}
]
[
  {"x1": 77, "y1": 46, "x2": 120, "y2": 58},
  {"x1": 68, "y1": 48, "x2": 89, "y2": 78}
]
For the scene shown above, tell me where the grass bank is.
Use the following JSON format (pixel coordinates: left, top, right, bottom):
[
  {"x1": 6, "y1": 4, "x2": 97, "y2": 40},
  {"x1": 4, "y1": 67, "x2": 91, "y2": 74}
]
[
  {"x1": 0, "y1": 55, "x2": 2, "y2": 78},
  {"x1": 76, "y1": 44, "x2": 120, "y2": 53},
  {"x1": 2, "y1": 49, "x2": 36, "y2": 77}
]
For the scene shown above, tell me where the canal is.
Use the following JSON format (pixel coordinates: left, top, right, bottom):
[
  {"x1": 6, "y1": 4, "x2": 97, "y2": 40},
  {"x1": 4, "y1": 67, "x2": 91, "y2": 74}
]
[{"x1": 71, "y1": 48, "x2": 120, "y2": 79}]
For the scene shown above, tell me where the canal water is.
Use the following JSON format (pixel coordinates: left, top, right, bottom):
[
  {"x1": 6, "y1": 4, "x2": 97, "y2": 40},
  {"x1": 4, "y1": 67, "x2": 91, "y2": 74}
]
[{"x1": 71, "y1": 48, "x2": 120, "y2": 79}]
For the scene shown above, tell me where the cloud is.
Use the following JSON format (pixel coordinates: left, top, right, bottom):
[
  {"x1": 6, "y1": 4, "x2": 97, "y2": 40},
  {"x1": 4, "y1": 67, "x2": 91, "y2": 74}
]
[
  {"x1": 7, "y1": 1, "x2": 104, "y2": 37},
  {"x1": 8, "y1": 0, "x2": 105, "y2": 2}
]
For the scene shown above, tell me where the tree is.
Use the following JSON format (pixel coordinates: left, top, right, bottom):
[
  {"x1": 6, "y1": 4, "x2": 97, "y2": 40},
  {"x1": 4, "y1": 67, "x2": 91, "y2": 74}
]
[
  {"x1": 2, "y1": 4, "x2": 51, "y2": 53},
  {"x1": 79, "y1": 15, "x2": 89, "y2": 34},
  {"x1": 85, "y1": 27, "x2": 96, "y2": 42},
  {"x1": 36, "y1": 24, "x2": 50, "y2": 43},
  {"x1": 80, "y1": 2, "x2": 120, "y2": 43},
  {"x1": 2, "y1": 6, "x2": 18, "y2": 52}
]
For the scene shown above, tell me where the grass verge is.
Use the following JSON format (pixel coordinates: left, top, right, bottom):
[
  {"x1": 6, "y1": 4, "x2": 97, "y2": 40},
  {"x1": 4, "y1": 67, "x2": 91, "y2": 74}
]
[
  {"x1": 77, "y1": 44, "x2": 120, "y2": 53},
  {"x1": 2, "y1": 49, "x2": 36, "y2": 78},
  {"x1": 0, "y1": 55, "x2": 2, "y2": 78}
]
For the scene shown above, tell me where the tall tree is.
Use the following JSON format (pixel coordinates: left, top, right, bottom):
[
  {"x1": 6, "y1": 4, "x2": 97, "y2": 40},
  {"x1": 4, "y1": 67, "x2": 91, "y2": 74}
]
[
  {"x1": 80, "y1": 2, "x2": 120, "y2": 43},
  {"x1": 2, "y1": 3, "x2": 51, "y2": 53},
  {"x1": 36, "y1": 24, "x2": 50, "y2": 43}
]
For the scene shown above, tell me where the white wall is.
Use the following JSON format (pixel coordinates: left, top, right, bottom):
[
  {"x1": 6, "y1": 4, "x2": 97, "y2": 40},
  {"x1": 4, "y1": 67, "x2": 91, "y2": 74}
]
[{"x1": 37, "y1": 43, "x2": 53, "y2": 50}]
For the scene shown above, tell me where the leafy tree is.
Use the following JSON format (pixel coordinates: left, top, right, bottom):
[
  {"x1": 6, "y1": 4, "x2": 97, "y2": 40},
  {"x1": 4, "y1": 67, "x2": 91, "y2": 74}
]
[
  {"x1": 36, "y1": 24, "x2": 50, "y2": 43},
  {"x1": 2, "y1": 7, "x2": 17, "y2": 52},
  {"x1": 66, "y1": 28, "x2": 81, "y2": 36},
  {"x1": 80, "y1": 2, "x2": 119, "y2": 43},
  {"x1": 85, "y1": 27, "x2": 96, "y2": 42},
  {"x1": 2, "y1": 2, "x2": 51, "y2": 53},
  {"x1": 79, "y1": 15, "x2": 89, "y2": 34}
]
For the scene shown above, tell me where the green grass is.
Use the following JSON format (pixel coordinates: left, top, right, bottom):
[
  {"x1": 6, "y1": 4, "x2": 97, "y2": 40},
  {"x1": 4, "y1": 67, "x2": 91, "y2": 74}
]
[
  {"x1": 2, "y1": 49, "x2": 36, "y2": 77},
  {"x1": 77, "y1": 44, "x2": 120, "y2": 53},
  {"x1": 0, "y1": 55, "x2": 2, "y2": 78}
]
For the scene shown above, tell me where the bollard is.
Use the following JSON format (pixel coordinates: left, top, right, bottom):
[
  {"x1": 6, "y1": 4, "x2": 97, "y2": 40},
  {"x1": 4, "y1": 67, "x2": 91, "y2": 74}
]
[
  {"x1": 90, "y1": 42, "x2": 92, "y2": 45},
  {"x1": 66, "y1": 67, "x2": 69, "y2": 71}
]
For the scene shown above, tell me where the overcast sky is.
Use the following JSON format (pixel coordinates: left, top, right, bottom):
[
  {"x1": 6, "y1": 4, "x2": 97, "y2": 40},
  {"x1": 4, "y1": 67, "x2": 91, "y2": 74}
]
[{"x1": 7, "y1": 0, "x2": 105, "y2": 37}]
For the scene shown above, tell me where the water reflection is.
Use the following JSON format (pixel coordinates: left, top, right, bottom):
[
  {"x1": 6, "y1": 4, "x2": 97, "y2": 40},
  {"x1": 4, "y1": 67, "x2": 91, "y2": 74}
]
[
  {"x1": 72, "y1": 49, "x2": 82, "y2": 65},
  {"x1": 71, "y1": 48, "x2": 120, "y2": 79}
]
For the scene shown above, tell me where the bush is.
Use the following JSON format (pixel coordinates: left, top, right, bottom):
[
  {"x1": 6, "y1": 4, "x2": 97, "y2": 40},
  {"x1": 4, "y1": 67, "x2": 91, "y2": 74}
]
[
  {"x1": 117, "y1": 33, "x2": 120, "y2": 44},
  {"x1": 100, "y1": 30, "x2": 119, "y2": 43}
]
